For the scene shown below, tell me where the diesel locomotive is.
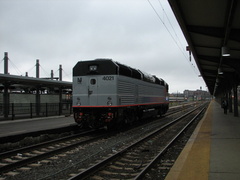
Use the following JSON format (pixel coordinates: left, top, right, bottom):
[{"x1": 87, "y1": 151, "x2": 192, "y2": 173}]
[{"x1": 72, "y1": 59, "x2": 169, "y2": 129}]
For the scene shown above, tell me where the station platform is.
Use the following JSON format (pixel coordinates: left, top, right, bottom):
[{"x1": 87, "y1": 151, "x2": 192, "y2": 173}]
[
  {"x1": 165, "y1": 100, "x2": 240, "y2": 180},
  {"x1": 0, "y1": 115, "x2": 75, "y2": 138}
]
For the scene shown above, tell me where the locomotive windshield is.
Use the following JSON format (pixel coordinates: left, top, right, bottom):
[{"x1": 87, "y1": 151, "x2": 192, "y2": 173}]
[{"x1": 89, "y1": 65, "x2": 98, "y2": 72}]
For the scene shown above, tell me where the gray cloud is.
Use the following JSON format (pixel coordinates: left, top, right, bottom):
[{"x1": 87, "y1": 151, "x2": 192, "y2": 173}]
[{"x1": 0, "y1": 0, "x2": 206, "y2": 93}]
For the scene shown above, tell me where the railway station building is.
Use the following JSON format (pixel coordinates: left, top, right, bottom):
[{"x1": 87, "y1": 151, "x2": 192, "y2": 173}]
[{"x1": 0, "y1": 52, "x2": 72, "y2": 120}]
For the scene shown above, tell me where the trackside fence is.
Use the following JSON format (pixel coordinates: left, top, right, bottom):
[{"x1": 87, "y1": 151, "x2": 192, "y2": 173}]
[{"x1": 0, "y1": 103, "x2": 72, "y2": 120}]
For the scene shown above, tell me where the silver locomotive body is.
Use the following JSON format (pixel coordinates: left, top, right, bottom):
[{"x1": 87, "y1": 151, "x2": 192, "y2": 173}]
[{"x1": 72, "y1": 59, "x2": 169, "y2": 128}]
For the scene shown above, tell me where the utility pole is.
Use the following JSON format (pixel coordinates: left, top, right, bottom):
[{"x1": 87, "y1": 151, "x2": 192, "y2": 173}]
[
  {"x1": 4, "y1": 52, "x2": 8, "y2": 74},
  {"x1": 36, "y1": 59, "x2": 40, "y2": 78},
  {"x1": 51, "y1": 70, "x2": 54, "y2": 80},
  {"x1": 59, "y1": 64, "x2": 62, "y2": 81},
  {"x1": 59, "y1": 64, "x2": 63, "y2": 115},
  {"x1": 35, "y1": 59, "x2": 40, "y2": 116},
  {"x1": 3, "y1": 52, "x2": 9, "y2": 118}
]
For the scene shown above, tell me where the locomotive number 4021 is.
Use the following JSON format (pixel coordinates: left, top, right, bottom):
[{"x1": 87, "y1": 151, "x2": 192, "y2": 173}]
[{"x1": 102, "y1": 76, "x2": 114, "y2": 81}]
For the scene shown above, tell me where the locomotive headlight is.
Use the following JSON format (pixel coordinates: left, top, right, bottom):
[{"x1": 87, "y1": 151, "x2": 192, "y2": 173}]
[
  {"x1": 77, "y1": 97, "x2": 81, "y2": 106},
  {"x1": 107, "y1": 97, "x2": 112, "y2": 106}
]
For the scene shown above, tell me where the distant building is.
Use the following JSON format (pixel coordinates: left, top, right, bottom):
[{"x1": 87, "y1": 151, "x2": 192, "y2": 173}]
[
  {"x1": 183, "y1": 89, "x2": 211, "y2": 101},
  {"x1": 169, "y1": 89, "x2": 211, "y2": 102},
  {"x1": 169, "y1": 92, "x2": 185, "y2": 102}
]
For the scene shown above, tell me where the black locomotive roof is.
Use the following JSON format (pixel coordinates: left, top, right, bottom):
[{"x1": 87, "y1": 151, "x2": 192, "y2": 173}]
[
  {"x1": 73, "y1": 59, "x2": 141, "y2": 78},
  {"x1": 73, "y1": 59, "x2": 118, "y2": 76},
  {"x1": 73, "y1": 59, "x2": 168, "y2": 89}
]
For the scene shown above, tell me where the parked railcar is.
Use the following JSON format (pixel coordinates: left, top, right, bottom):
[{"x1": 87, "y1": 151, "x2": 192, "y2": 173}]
[{"x1": 72, "y1": 59, "x2": 169, "y2": 129}]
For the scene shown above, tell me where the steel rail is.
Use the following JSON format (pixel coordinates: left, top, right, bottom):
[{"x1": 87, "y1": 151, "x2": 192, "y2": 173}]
[
  {"x1": 134, "y1": 105, "x2": 207, "y2": 179},
  {"x1": 0, "y1": 129, "x2": 97, "y2": 159},
  {"x1": 0, "y1": 129, "x2": 107, "y2": 173},
  {"x1": 68, "y1": 104, "x2": 207, "y2": 180}
]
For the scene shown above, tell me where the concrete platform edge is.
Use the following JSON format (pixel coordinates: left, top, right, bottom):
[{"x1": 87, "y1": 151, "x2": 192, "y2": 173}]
[{"x1": 165, "y1": 101, "x2": 212, "y2": 180}]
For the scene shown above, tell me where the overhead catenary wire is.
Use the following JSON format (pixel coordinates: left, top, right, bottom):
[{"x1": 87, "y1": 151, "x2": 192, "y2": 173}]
[
  {"x1": 62, "y1": 69, "x2": 71, "y2": 79},
  {"x1": 147, "y1": 0, "x2": 186, "y2": 58},
  {"x1": 0, "y1": 58, "x2": 4, "y2": 72},
  {"x1": 54, "y1": 69, "x2": 59, "y2": 75},
  {"x1": 26, "y1": 65, "x2": 36, "y2": 75},
  {"x1": 8, "y1": 58, "x2": 23, "y2": 75},
  {"x1": 39, "y1": 64, "x2": 51, "y2": 77},
  {"x1": 157, "y1": 0, "x2": 186, "y2": 53},
  {"x1": 147, "y1": 0, "x2": 199, "y2": 75}
]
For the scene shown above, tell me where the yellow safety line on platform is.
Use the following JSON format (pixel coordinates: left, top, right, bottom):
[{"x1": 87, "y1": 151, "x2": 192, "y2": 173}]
[{"x1": 165, "y1": 101, "x2": 212, "y2": 180}]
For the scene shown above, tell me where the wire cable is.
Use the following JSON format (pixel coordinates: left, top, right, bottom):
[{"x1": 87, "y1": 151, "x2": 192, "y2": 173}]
[
  {"x1": 39, "y1": 65, "x2": 50, "y2": 77},
  {"x1": 147, "y1": 0, "x2": 199, "y2": 75},
  {"x1": 157, "y1": 0, "x2": 186, "y2": 53},
  {"x1": 26, "y1": 65, "x2": 36, "y2": 74},
  {"x1": 8, "y1": 58, "x2": 23, "y2": 75},
  {"x1": 147, "y1": 0, "x2": 186, "y2": 57},
  {"x1": 62, "y1": 69, "x2": 71, "y2": 79}
]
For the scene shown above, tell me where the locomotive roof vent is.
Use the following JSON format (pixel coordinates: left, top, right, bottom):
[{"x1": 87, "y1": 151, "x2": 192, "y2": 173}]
[{"x1": 94, "y1": 58, "x2": 112, "y2": 61}]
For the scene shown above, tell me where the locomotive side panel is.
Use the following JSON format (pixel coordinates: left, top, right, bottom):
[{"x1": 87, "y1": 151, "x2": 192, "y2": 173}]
[
  {"x1": 117, "y1": 75, "x2": 167, "y2": 106},
  {"x1": 138, "y1": 81, "x2": 166, "y2": 105},
  {"x1": 118, "y1": 77, "x2": 136, "y2": 105}
]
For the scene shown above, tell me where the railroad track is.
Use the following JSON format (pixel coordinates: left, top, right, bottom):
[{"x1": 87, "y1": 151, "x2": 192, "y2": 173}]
[
  {"x1": 0, "y1": 129, "x2": 109, "y2": 177},
  {"x1": 0, "y1": 102, "x2": 207, "y2": 179},
  {"x1": 68, "y1": 104, "x2": 207, "y2": 180},
  {"x1": 0, "y1": 124, "x2": 80, "y2": 145}
]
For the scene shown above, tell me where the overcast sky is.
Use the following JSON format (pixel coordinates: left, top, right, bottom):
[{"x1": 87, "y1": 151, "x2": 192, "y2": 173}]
[{"x1": 0, "y1": 0, "x2": 207, "y2": 93}]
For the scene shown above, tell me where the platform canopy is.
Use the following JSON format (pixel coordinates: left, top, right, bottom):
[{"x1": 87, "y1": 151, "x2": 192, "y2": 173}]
[
  {"x1": 0, "y1": 73, "x2": 72, "y2": 88},
  {"x1": 168, "y1": 0, "x2": 240, "y2": 96}
]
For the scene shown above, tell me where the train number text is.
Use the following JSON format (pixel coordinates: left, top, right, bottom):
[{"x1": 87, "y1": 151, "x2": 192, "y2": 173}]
[{"x1": 102, "y1": 76, "x2": 114, "y2": 81}]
